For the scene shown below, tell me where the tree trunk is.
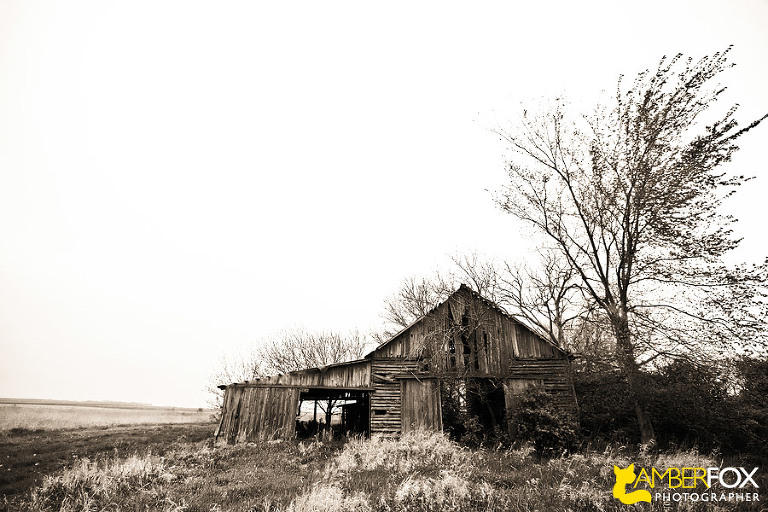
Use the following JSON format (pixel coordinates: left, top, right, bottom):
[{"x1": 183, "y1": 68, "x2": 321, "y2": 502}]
[{"x1": 613, "y1": 315, "x2": 655, "y2": 444}]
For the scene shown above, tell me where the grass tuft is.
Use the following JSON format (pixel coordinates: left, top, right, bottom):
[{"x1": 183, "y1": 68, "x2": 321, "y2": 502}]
[
  {"x1": 28, "y1": 453, "x2": 174, "y2": 511},
  {"x1": 287, "y1": 484, "x2": 372, "y2": 512},
  {"x1": 390, "y1": 471, "x2": 506, "y2": 512},
  {"x1": 334, "y1": 431, "x2": 467, "y2": 474}
]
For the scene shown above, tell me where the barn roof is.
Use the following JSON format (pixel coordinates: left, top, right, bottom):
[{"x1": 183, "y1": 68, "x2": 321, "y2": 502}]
[
  {"x1": 220, "y1": 284, "x2": 572, "y2": 390},
  {"x1": 217, "y1": 358, "x2": 370, "y2": 390},
  {"x1": 365, "y1": 283, "x2": 571, "y2": 359}
]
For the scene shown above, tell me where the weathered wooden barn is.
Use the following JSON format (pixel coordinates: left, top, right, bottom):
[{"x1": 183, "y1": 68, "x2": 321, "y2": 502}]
[{"x1": 215, "y1": 284, "x2": 577, "y2": 443}]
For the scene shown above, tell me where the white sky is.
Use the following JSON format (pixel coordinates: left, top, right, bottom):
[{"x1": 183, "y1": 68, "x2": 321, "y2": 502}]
[{"x1": 0, "y1": 1, "x2": 766, "y2": 407}]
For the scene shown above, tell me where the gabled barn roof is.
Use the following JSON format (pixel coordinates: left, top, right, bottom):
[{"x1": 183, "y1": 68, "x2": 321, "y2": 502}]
[
  {"x1": 220, "y1": 284, "x2": 573, "y2": 390},
  {"x1": 365, "y1": 283, "x2": 570, "y2": 359}
]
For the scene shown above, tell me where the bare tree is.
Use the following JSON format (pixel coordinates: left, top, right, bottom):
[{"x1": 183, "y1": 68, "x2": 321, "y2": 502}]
[
  {"x1": 379, "y1": 251, "x2": 588, "y2": 351},
  {"x1": 206, "y1": 348, "x2": 263, "y2": 408},
  {"x1": 259, "y1": 328, "x2": 369, "y2": 374},
  {"x1": 208, "y1": 329, "x2": 371, "y2": 422},
  {"x1": 496, "y1": 47, "x2": 768, "y2": 443},
  {"x1": 258, "y1": 328, "x2": 370, "y2": 428},
  {"x1": 452, "y1": 250, "x2": 588, "y2": 348},
  {"x1": 379, "y1": 274, "x2": 456, "y2": 338}
]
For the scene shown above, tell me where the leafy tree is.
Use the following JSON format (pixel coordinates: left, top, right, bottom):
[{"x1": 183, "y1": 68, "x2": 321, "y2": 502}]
[{"x1": 496, "y1": 47, "x2": 767, "y2": 443}]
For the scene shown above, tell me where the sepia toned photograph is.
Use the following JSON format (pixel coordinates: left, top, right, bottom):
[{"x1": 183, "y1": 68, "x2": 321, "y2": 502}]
[{"x1": 1, "y1": 1, "x2": 766, "y2": 511}]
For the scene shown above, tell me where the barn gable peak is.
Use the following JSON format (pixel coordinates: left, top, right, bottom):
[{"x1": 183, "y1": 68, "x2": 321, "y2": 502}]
[{"x1": 366, "y1": 284, "x2": 568, "y2": 360}]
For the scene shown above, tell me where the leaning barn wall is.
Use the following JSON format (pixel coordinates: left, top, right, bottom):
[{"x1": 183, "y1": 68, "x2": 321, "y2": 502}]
[{"x1": 215, "y1": 385, "x2": 300, "y2": 443}]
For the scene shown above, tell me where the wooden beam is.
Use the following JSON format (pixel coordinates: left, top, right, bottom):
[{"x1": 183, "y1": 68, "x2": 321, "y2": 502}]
[{"x1": 227, "y1": 383, "x2": 375, "y2": 391}]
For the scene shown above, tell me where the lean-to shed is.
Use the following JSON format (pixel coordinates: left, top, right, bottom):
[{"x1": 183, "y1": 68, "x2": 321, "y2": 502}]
[{"x1": 215, "y1": 284, "x2": 577, "y2": 443}]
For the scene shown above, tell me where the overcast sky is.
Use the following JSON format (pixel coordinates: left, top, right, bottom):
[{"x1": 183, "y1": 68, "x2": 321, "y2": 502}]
[{"x1": 1, "y1": 1, "x2": 766, "y2": 407}]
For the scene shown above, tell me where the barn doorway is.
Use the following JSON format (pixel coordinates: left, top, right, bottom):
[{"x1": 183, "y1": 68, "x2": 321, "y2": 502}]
[
  {"x1": 440, "y1": 378, "x2": 507, "y2": 440},
  {"x1": 401, "y1": 378, "x2": 442, "y2": 433},
  {"x1": 296, "y1": 388, "x2": 370, "y2": 438}
]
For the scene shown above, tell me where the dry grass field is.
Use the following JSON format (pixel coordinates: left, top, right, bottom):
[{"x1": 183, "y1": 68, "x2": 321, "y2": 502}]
[
  {"x1": 3, "y1": 428, "x2": 764, "y2": 512},
  {"x1": 0, "y1": 398, "x2": 217, "y2": 508},
  {"x1": 0, "y1": 423, "x2": 214, "y2": 503},
  {"x1": 1, "y1": 400, "x2": 764, "y2": 512},
  {"x1": 0, "y1": 400, "x2": 213, "y2": 431}
]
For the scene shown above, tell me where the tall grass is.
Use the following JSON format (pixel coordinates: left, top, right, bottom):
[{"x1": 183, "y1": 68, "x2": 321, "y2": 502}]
[
  {"x1": 333, "y1": 432, "x2": 469, "y2": 474},
  {"x1": 291, "y1": 433, "x2": 754, "y2": 512},
  {"x1": 289, "y1": 433, "x2": 510, "y2": 512},
  {"x1": 287, "y1": 484, "x2": 371, "y2": 512},
  {"x1": 27, "y1": 454, "x2": 180, "y2": 512},
  {"x1": 13, "y1": 431, "x2": 761, "y2": 511}
]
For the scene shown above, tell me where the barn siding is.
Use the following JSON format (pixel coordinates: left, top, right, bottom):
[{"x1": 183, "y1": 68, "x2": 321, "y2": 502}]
[
  {"x1": 366, "y1": 287, "x2": 577, "y2": 439},
  {"x1": 369, "y1": 288, "x2": 567, "y2": 375},
  {"x1": 401, "y1": 378, "x2": 442, "y2": 433},
  {"x1": 253, "y1": 360, "x2": 371, "y2": 388},
  {"x1": 506, "y1": 360, "x2": 577, "y2": 411},
  {"x1": 369, "y1": 359, "x2": 420, "y2": 435},
  {"x1": 215, "y1": 385, "x2": 300, "y2": 443}
]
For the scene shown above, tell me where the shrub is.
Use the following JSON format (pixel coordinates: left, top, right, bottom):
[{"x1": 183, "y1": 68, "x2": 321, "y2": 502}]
[
  {"x1": 457, "y1": 415, "x2": 484, "y2": 448},
  {"x1": 573, "y1": 369, "x2": 638, "y2": 443},
  {"x1": 510, "y1": 389, "x2": 578, "y2": 458},
  {"x1": 732, "y1": 356, "x2": 768, "y2": 460},
  {"x1": 574, "y1": 358, "x2": 768, "y2": 458}
]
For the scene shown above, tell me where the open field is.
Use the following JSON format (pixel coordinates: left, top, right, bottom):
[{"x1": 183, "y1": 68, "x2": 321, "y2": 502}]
[
  {"x1": 2, "y1": 427, "x2": 764, "y2": 512},
  {"x1": 0, "y1": 423, "x2": 216, "y2": 502},
  {"x1": 0, "y1": 401, "x2": 214, "y2": 431}
]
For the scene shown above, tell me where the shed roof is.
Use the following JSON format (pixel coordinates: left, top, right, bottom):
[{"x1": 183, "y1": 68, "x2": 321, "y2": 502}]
[{"x1": 218, "y1": 358, "x2": 370, "y2": 390}]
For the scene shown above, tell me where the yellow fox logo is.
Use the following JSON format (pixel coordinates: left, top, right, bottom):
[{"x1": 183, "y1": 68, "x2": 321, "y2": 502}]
[{"x1": 613, "y1": 464, "x2": 652, "y2": 504}]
